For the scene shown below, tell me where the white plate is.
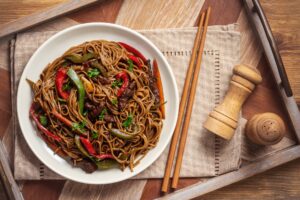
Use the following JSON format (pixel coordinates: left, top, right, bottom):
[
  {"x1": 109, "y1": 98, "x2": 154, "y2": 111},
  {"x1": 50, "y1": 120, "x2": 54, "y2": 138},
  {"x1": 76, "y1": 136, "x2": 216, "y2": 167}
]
[{"x1": 17, "y1": 23, "x2": 179, "y2": 184}]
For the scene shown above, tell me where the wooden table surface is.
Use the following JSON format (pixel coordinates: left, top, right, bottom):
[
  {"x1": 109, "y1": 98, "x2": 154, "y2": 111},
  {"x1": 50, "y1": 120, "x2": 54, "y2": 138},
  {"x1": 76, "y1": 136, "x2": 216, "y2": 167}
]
[{"x1": 0, "y1": 0, "x2": 300, "y2": 199}]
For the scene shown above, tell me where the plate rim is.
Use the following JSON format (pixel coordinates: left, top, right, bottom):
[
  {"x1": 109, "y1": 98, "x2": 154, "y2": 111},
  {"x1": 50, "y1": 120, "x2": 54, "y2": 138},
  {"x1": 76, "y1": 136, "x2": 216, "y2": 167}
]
[{"x1": 16, "y1": 22, "x2": 179, "y2": 184}]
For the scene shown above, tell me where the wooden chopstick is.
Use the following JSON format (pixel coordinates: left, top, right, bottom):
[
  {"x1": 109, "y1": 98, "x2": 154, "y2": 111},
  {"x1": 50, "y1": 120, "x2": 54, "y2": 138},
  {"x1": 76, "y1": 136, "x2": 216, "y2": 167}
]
[
  {"x1": 171, "y1": 6, "x2": 211, "y2": 189},
  {"x1": 161, "y1": 10, "x2": 206, "y2": 193},
  {"x1": 0, "y1": 0, "x2": 100, "y2": 39}
]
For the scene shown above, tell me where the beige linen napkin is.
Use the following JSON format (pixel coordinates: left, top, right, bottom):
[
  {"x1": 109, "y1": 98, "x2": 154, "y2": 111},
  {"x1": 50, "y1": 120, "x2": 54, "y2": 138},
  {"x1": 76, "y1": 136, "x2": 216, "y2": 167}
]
[{"x1": 11, "y1": 25, "x2": 243, "y2": 180}]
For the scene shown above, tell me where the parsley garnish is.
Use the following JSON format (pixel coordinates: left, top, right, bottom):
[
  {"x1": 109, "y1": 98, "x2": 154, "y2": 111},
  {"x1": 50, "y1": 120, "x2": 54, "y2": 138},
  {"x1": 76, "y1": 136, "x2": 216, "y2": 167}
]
[
  {"x1": 87, "y1": 68, "x2": 100, "y2": 78},
  {"x1": 39, "y1": 115, "x2": 48, "y2": 126},
  {"x1": 122, "y1": 114, "x2": 133, "y2": 128},
  {"x1": 83, "y1": 110, "x2": 88, "y2": 116},
  {"x1": 127, "y1": 59, "x2": 134, "y2": 72},
  {"x1": 91, "y1": 131, "x2": 98, "y2": 139},
  {"x1": 62, "y1": 80, "x2": 71, "y2": 91},
  {"x1": 72, "y1": 121, "x2": 86, "y2": 132},
  {"x1": 111, "y1": 99, "x2": 118, "y2": 105},
  {"x1": 99, "y1": 108, "x2": 107, "y2": 120},
  {"x1": 111, "y1": 79, "x2": 123, "y2": 88}
]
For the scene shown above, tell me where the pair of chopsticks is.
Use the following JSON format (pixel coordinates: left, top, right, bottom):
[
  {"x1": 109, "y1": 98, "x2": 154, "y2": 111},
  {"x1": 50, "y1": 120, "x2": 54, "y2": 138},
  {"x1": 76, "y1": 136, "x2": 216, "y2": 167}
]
[{"x1": 161, "y1": 7, "x2": 211, "y2": 192}]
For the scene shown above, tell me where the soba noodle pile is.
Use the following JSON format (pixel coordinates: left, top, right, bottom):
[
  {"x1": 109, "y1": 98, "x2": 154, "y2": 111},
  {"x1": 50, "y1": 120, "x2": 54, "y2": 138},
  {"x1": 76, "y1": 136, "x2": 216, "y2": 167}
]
[{"x1": 29, "y1": 40, "x2": 164, "y2": 173}]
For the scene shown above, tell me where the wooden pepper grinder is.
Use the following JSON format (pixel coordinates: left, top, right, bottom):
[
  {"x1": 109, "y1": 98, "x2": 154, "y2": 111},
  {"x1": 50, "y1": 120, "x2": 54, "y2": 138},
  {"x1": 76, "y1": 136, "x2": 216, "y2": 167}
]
[
  {"x1": 203, "y1": 64, "x2": 262, "y2": 140},
  {"x1": 246, "y1": 113, "x2": 285, "y2": 145}
]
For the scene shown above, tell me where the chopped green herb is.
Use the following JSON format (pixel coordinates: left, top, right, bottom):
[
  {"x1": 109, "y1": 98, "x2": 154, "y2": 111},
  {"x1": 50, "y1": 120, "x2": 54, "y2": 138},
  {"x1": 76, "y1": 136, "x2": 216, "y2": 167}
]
[
  {"x1": 87, "y1": 68, "x2": 100, "y2": 78},
  {"x1": 111, "y1": 79, "x2": 123, "y2": 88},
  {"x1": 127, "y1": 59, "x2": 134, "y2": 72},
  {"x1": 111, "y1": 99, "x2": 118, "y2": 106},
  {"x1": 99, "y1": 108, "x2": 107, "y2": 120},
  {"x1": 122, "y1": 114, "x2": 133, "y2": 128},
  {"x1": 91, "y1": 131, "x2": 98, "y2": 139},
  {"x1": 62, "y1": 81, "x2": 71, "y2": 91},
  {"x1": 83, "y1": 110, "x2": 88, "y2": 116},
  {"x1": 39, "y1": 115, "x2": 48, "y2": 126},
  {"x1": 72, "y1": 121, "x2": 86, "y2": 132}
]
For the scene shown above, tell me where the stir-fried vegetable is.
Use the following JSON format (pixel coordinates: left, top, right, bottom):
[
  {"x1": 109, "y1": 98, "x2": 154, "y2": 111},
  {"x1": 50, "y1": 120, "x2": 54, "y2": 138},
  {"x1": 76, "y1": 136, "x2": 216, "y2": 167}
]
[
  {"x1": 65, "y1": 53, "x2": 95, "y2": 64},
  {"x1": 96, "y1": 159, "x2": 118, "y2": 169},
  {"x1": 118, "y1": 42, "x2": 147, "y2": 63},
  {"x1": 122, "y1": 114, "x2": 133, "y2": 128},
  {"x1": 115, "y1": 71, "x2": 129, "y2": 97},
  {"x1": 110, "y1": 128, "x2": 134, "y2": 140},
  {"x1": 52, "y1": 109, "x2": 88, "y2": 136},
  {"x1": 80, "y1": 76, "x2": 93, "y2": 93},
  {"x1": 55, "y1": 68, "x2": 70, "y2": 100},
  {"x1": 91, "y1": 131, "x2": 98, "y2": 139},
  {"x1": 78, "y1": 136, "x2": 114, "y2": 161},
  {"x1": 74, "y1": 135, "x2": 90, "y2": 157},
  {"x1": 128, "y1": 55, "x2": 142, "y2": 69},
  {"x1": 99, "y1": 108, "x2": 107, "y2": 120},
  {"x1": 67, "y1": 68, "x2": 85, "y2": 114},
  {"x1": 30, "y1": 104, "x2": 61, "y2": 142},
  {"x1": 90, "y1": 60, "x2": 107, "y2": 77},
  {"x1": 127, "y1": 59, "x2": 134, "y2": 72},
  {"x1": 39, "y1": 115, "x2": 48, "y2": 126},
  {"x1": 80, "y1": 136, "x2": 97, "y2": 155},
  {"x1": 153, "y1": 59, "x2": 166, "y2": 118},
  {"x1": 111, "y1": 79, "x2": 123, "y2": 88},
  {"x1": 111, "y1": 99, "x2": 118, "y2": 106},
  {"x1": 87, "y1": 68, "x2": 100, "y2": 78}
]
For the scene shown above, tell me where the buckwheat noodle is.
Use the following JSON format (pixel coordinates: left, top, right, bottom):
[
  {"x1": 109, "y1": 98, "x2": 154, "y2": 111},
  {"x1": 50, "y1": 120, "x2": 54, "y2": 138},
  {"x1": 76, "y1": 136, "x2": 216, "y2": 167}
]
[{"x1": 29, "y1": 40, "x2": 163, "y2": 172}]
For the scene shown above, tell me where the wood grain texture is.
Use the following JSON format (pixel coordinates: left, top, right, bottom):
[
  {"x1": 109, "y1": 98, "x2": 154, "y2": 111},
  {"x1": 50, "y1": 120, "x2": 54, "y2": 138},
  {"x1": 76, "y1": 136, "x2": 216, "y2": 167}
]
[
  {"x1": 115, "y1": 0, "x2": 205, "y2": 28},
  {"x1": 59, "y1": 180, "x2": 146, "y2": 200},
  {"x1": 0, "y1": 68, "x2": 11, "y2": 139},
  {"x1": 198, "y1": 157, "x2": 300, "y2": 200},
  {"x1": 68, "y1": 0, "x2": 123, "y2": 23},
  {"x1": 161, "y1": 145, "x2": 300, "y2": 199},
  {"x1": 22, "y1": 181, "x2": 65, "y2": 200},
  {"x1": 0, "y1": 0, "x2": 99, "y2": 38},
  {"x1": 260, "y1": 0, "x2": 300, "y2": 104},
  {"x1": 0, "y1": 0, "x2": 299, "y2": 199},
  {"x1": 0, "y1": 0, "x2": 66, "y2": 25}
]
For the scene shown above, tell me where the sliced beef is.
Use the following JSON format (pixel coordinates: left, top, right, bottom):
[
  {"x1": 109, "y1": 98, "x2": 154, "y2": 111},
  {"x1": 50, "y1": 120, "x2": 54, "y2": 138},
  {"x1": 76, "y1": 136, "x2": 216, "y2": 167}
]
[
  {"x1": 118, "y1": 81, "x2": 137, "y2": 110},
  {"x1": 92, "y1": 76, "x2": 110, "y2": 85},
  {"x1": 104, "y1": 115, "x2": 115, "y2": 123},
  {"x1": 146, "y1": 60, "x2": 160, "y2": 105},
  {"x1": 76, "y1": 159, "x2": 97, "y2": 173},
  {"x1": 85, "y1": 101, "x2": 105, "y2": 122}
]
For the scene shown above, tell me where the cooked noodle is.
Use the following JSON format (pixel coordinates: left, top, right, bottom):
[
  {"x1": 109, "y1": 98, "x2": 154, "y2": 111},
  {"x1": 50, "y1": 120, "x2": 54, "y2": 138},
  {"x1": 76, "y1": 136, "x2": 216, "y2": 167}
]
[{"x1": 29, "y1": 40, "x2": 164, "y2": 172}]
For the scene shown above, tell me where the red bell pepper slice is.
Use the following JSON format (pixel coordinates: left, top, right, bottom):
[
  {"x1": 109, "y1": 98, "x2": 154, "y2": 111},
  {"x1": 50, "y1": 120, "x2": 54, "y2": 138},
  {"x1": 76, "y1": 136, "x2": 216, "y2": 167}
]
[
  {"x1": 115, "y1": 71, "x2": 129, "y2": 97},
  {"x1": 80, "y1": 136, "x2": 96, "y2": 155},
  {"x1": 55, "y1": 68, "x2": 69, "y2": 99},
  {"x1": 30, "y1": 104, "x2": 61, "y2": 142},
  {"x1": 118, "y1": 42, "x2": 147, "y2": 63},
  {"x1": 128, "y1": 55, "x2": 142, "y2": 69},
  {"x1": 79, "y1": 136, "x2": 114, "y2": 160}
]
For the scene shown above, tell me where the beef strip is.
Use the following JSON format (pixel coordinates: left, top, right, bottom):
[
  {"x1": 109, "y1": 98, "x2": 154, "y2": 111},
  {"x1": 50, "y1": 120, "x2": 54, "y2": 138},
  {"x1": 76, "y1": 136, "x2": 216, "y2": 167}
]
[
  {"x1": 146, "y1": 60, "x2": 160, "y2": 105},
  {"x1": 118, "y1": 81, "x2": 137, "y2": 110},
  {"x1": 92, "y1": 76, "x2": 110, "y2": 85},
  {"x1": 104, "y1": 115, "x2": 115, "y2": 123},
  {"x1": 76, "y1": 159, "x2": 97, "y2": 173},
  {"x1": 85, "y1": 101, "x2": 115, "y2": 123},
  {"x1": 85, "y1": 101, "x2": 105, "y2": 122}
]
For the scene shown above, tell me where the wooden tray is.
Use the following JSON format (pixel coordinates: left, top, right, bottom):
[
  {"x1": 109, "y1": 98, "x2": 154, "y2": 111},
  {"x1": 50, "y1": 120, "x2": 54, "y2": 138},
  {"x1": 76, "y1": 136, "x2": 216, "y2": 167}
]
[{"x1": 0, "y1": 0, "x2": 299, "y2": 199}]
